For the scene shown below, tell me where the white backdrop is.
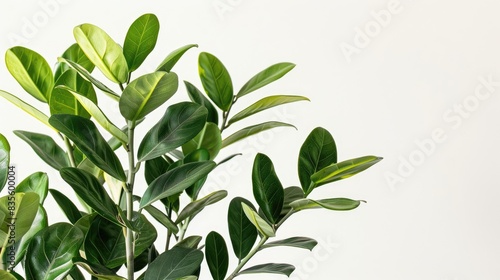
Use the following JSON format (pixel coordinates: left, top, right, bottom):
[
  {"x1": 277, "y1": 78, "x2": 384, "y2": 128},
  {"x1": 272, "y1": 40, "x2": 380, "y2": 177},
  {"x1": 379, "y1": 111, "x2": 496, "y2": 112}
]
[{"x1": 1, "y1": 0, "x2": 500, "y2": 279}]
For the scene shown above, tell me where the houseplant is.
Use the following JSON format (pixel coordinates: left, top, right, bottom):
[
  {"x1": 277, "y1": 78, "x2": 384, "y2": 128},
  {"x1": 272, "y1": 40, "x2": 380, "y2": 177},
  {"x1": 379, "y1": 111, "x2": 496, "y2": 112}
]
[{"x1": 0, "y1": 13, "x2": 382, "y2": 280}]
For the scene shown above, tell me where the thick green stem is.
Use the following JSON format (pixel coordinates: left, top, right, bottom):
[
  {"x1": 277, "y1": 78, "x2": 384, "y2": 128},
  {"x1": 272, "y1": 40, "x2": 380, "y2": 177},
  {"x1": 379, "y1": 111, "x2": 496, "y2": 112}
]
[
  {"x1": 63, "y1": 136, "x2": 76, "y2": 167},
  {"x1": 178, "y1": 217, "x2": 191, "y2": 242},
  {"x1": 125, "y1": 121, "x2": 136, "y2": 280},
  {"x1": 226, "y1": 237, "x2": 268, "y2": 280}
]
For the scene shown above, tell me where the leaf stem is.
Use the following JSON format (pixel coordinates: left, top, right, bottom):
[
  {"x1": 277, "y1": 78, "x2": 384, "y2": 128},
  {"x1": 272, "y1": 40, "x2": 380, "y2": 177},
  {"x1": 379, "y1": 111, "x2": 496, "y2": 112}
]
[
  {"x1": 125, "y1": 120, "x2": 136, "y2": 280},
  {"x1": 178, "y1": 216, "x2": 191, "y2": 242},
  {"x1": 226, "y1": 236, "x2": 268, "y2": 280},
  {"x1": 63, "y1": 136, "x2": 77, "y2": 167},
  {"x1": 221, "y1": 96, "x2": 238, "y2": 133}
]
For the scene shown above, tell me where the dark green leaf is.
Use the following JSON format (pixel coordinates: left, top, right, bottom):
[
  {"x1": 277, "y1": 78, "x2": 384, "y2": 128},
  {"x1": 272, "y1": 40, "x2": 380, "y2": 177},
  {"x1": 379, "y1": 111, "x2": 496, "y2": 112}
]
[
  {"x1": 144, "y1": 156, "x2": 170, "y2": 185},
  {"x1": 50, "y1": 114, "x2": 126, "y2": 181},
  {"x1": 49, "y1": 189, "x2": 83, "y2": 224},
  {"x1": 221, "y1": 121, "x2": 295, "y2": 148},
  {"x1": 298, "y1": 127, "x2": 337, "y2": 195},
  {"x1": 241, "y1": 203, "x2": 275, "y2": 237},
  {"x1": 134, "y1": 244, "x2": 159, "y2": 272},
  {"x1": 198, "y1": 52, "x2": 233, "y2": 111},
  {"x1": 0, "y1": 192, "x2": 39, "y2": 245},
  {"x1": 137, "y1": 102, "x2": 208, "y2": 161},
  {"x1": 290, "y1": 198, "x2": 364, "y2": 211},
  {"x1": 182, "y1": 149, "x2": 210, "y2": 199},
  {"x1": 239, "y1": 263, "x2": 295, "y2": 277},
  {"x1": 16, "y1": 172, "x2": 48, "y2": 204},
  {"x1": 0, "y1": 134, "x2": 10, "y2": 191},
  {"x1": 66, "y1": 266, "x2": 86, "y2": 280},
  {"x1": 182, "y1": 122, "x2": 222, "y2": 160},
  {"x1": 227, "y1": 197, "x2": 257, "y2": 260},
  {"x1": 144, "y1": 247, "x2": 203, "y2": 280},
  {"x1": 261, "y1": 237, "x2": 317, "y2": 251},
  {"x1": 157, "y1": 44, "x2": 198, "y2": 73},
  {"x1": 237, "y1": 62, "x2": 295, "y2": 98},
  {"x1": 206, "y1": 231, "x2": 229, "y2": 280},
  {"x1": 281, "y1": 186, "x2": 304, "y2": 216},
  {"x1": 252, "y1": 153, "x2": 284, "y2": 224},
  {"x1": 174, "y1": 236, "x2": 202, "y2": 249},
  {"x1": 5, "y1": 46, "x2": 53, "y2": 102},
  {"x1": 25, "y1": 223, "x2": 84, "y2": 280},
  {"x1": 14, "y1": 130, "x2": 69, "y2": 171},
  {"x1": 123, "y1": 13, "x2": 160, "y2": 72},
  {"x1": 175, "y1": 190, "x2": 227, "y2": 224},
  {"x1": 143, "y1": 204, "x2": 178, "y2": 234},
  {"x1": 54, "y1": 43, "x2": 95, "y2": 80},
  {"x1": 74, "y1": 257, "x2": 126, "y2": 280},
  {"x1": 184, "y1": 80, "x2": 218, "y2": 124},
  {"x1": 0, "y1": 90, "x2": 51, "y2": 129}
]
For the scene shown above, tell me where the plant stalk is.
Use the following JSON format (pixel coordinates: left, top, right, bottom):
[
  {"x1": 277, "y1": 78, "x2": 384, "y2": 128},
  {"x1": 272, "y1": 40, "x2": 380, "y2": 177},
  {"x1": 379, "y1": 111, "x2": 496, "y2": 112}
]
[
  {"x1": 220, "y1": 96, "x2": 238, "y2": 133},
  {"x1": 63, "y1": 136, "x2": 77, "y2": 167},
  {"x1": 226, "y1": 237, "x2": 268, "y2": 280},
  {"x1": 125, "y1": 121, "x2": 136, "y2": 280}
]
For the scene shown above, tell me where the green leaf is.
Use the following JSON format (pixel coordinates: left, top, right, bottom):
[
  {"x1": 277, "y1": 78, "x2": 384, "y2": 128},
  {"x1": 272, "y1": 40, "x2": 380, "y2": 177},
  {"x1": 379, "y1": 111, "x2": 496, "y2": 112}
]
[
  {"x1": 49, "y1": 189, "x2": 83, "y2": 224},
  {"x1": 16, "y1": 172, "x2": 48, "y2": 204},
  {"x1": 143, "y1": 204, "x2": 178, "y2": 234},
  {"x1": 54, "y1": 43, "x2": 95, "y2": 80},
  {"x1": 84, "y1": 213, "x2": 157, "y2": 269},
  {"x1": 75, "y1": 257, "x2": 126, "y2": 280},
  {"x1": 120, "y1": 71, "x2": 178, "y2": 121},
  {"x1": 174, "y1": 236, "x2": 202, "y2": 249},
  {"x1": 25, "y1": 223, "x2": 84, "y2": 280},
  {"x1": 281, "y1": 186, "x2": 304, "y2": 216},
  {"x1": 182, "y1": 122, "x2": 222, "y2": 160},
  {"x1": 103, "y1": 173, "x2": 123, "y2": 204},
  {"x1": 290, "y1": 198, "x2": 364, "y2": 211},
  {"x1": 14, "y1": 130, "x2": 69, "y2": 170},
  {"x1": 5, "y1": 46, "x2": 53, "y2": 102},
  {"x1": 221, "y1": 121, "x2": 295, "y2": 148},
  {"x1": 50, "y1": 69, "x2": 97, "y2": 118},
  {"x1": 182, "y1": 149, "x2": 210, "y2": 199},
  {"x1": 184, "y1": 81, "x2": 219, "y2": 124},
  {"x1": 227, "y1": 197, "x2": 257, "y2": 260},
  {"x1": 66, "y1": 266, "x2": 86, "y2": 280},
  {"x1": 134, "y1": 244, "x2": 159, "y2": 272},
  {"x1": 261, "y1": 237, "x2": 317, "y2": 251},
  {"x1": 229, "y1": 95, "x2": 308, "y2": 125},
  {"x1": 298, "y1": 127, "x2": 337, "y2": 194},
  {"x1": 157, "y1": 44, "x2": 198, "y2": 73},
  {"x1": 60, "y1": 167, "x2": 120, "y2": 226},
  {"x1": 144, "y1": 156, "x2": 170, "y2": 185},
  {"x1": 144, "y1": 247, "x2": 203, "y2": 280},
  {"x1": 74, "y1": 24, "x2": 128, "y2": 83},
  {"x1": 0, "y1": 90, "x2": 52, "y2": 129},
  {"x1": 239, "y1": 263, "x2": 295, "y2": 277},
  {"x1": 62, "y1": 86, "x2": 128, "y2": 143},
  {"x1": 206, "y1": 231, "x2": 229, "y2": 280},
  {"x1": 241, "y1": 202, "x2": 275, "y2": 237},
  {"x1": 175, "y1": 190, "x2": 227, "y2": 224},
  {"x1": 0, "y1": 134, "x2": 10, "y2": 192},
  {"x1": 138, "y1": 102, "x2": 208, "y2": 161},
  {"x1": 123, "y1": 13, "x2": 160, "y2": 72},
  {"x1": 0, "y1": 192, "x2": 39, "y2": 245},
  {"x1": 252, "y1": 153, "x2": 284, "y2": 224},
  {"x1": 140, "y1": 161, "x2": 216, "y2": 208},
  {"x1": 50, "y1": 114, "x2": 126, "y2": 181},
  {"x1": 0, "y1": 270, "x2": 18, "y2": 280},
  {"x1": 198, "y1": 52, "x2": 233, "y2": 111},
  {"x1": 237, "y1": 62, "x2": 295, "y2": 98},
  {"x1": 310, "y1": 155, "x2": 383, "y2": 188}
]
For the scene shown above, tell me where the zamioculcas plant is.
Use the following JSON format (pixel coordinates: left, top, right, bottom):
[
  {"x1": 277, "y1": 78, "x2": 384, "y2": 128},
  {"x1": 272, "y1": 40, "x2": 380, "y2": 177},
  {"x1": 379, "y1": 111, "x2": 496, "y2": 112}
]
[{"x1": 0, "y1": 13, "x2": 382, "y2": 280}]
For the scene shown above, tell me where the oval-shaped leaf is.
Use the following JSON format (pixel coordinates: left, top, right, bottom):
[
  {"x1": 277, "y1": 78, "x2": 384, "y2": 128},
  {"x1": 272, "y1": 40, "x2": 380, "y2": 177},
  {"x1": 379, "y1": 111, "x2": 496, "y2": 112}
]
[
  {"x1": 198, "y1": 52, "x2": 233, "y2": 111},
  {"x1": 0, "y1": 270, "x2": 18, "y2": 280},
  {"x1": 5, "y1": 46, "x2": 53, "y2": 102},
  {"x1": 241, "y1": 203, "x2": 275, "y2": 237},
  {"x1": 137, "y1": 102, "x2": 208, "y2": 162},
  {"x1": 120, "y1": 71, "x2": 178, "y2": 121},
  {"x1": 227, "y1": 197, "x2": 257, "y2": 260},
  {"x1": 144, "y1": 247, "x2": 203, "y2": 280},
  {"x1": 50, "y1": 69, "x2": 97, "y2": 118},
  {"x1": 206, "y1": 231, "x2": 229, "y2": 280},
  {"x1": 157, "y1": 44, "x2": 198, "y2": 73},
  {"x1": 174, "y1": 236, "x2": 202, "y2": 249},
  {"x1": 229, "y1": 95, "x2": 308, "y2": 125},
  {"x1": 237, "y1": 62, "x2": 295, "y2": 98},
  {"x1": 0, "y1": 90, "x2": 52, "y2": 129},
  {"x1": 184, "y1": 80, "x2": 219, "y2": 125},
  {"x1": 252, "y1": 153, "x2": 284, "y2": 224},
  {"x1": 49, "y1": 189, "x2": 83, "y2": 224},
  {"x1": 261, "y1": 237, "x2": 317, "y2": 251},
  {"x1": 54, "y1": 43, "x2": 95, "y2": 80},
  {"x1": 298, "y1": 127, "x2": 337, "y2": 195},
  {"x1": 239, "y1": 263, "x2": 295, "y2": 277},
  {"x1": 16, "y1": 172, "x2": 48, "y2": 204},
  {"x1": 74, "y1": 259, "x2": 126, "y2": 280},
  {"x1": 25, "y1": 223, "x2": 84, "y2": 280},
  {"x1": 74, "y1": 24, "x2": 128, "y2": 83},
  {"x1": 49, "y1": 114, "x2": 126, "y2": 181},
  {"x1": 182, "y1": 122, "x2": 222, "y2": 160},
  {"x1": 143, "y1": 204, "x2": 178, "y2": 234},
  {"x1": 14, "y1": 130, "x2": 69, "y2": 171},
  {"x1": 144, "y1": 156, "x2": 170, "y2": 185},
  {"x1": 0, "y1": 192, "x2": 39, "y2": 245},
  {"x1": 281, "y1": 186, "x2": 304, "y2": 216},
  {"x1": 123, "y1": 13, "x2": 160, "y2": 72},
  {"x1": 221, "y1": 121, "x2": 295, "y2": 148},
  {"x1": 290, "y1": 198, "x2": 364, "y2": 211},
  {"x1": 0, "y1": 134, "x2": 10, "y2": 192},
  {"x1": 175, "y1": 190, "x2": 227, "y2": 224},
  {"x1": 140, "y1": 161, "x2": 216, "y2": 208}
]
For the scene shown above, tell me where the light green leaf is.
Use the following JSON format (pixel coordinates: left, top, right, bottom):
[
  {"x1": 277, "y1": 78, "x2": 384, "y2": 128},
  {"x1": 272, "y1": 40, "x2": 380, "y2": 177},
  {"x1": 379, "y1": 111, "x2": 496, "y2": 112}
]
[
  {"x1": 205, "y1": 231, "x2": 229, "y2": 280},
  {"x1": 0, "y1": 192, "x2": 39, "y2": 245},
  {"x1": 157, "y1": 44, "x2": 198, "y2": 73},
  {"x1": 54, "y1": 43, "x2": 95, "y2": 80},
  {"x1": 0, "y1": 270, "x2": 17, "y2": 280},
  {"x1": 227, "y1": 197, "x2": 257, "y2": 260},
  {"x1": 241, "y1": 203, "x2": 275, "y2": 237},
  {"x1": 237, "y1": 62, "x2": 295, "y2": 98},
  {"x1": 74, "y1": 24, "x2": 128, "y2": 83},
  {"x1": 16, "y1": 172, "x2": 48, "y2": 204},
  {"x1": 50, "y1": 69, "x2": 97, "y2": 118},
  {"x1": 290, "y1": 198, "x2": 364, "y2": 211},
  {"x1": 222, "y1": 121, "x2": 295, "y2": 148},
  {"x1": 0, "y1": 90, "x2": 52, "y2": 129},
  {"x1": 261, "y1": 237, "x2": 317, "y2": 251},
  {"x1": 182, "y1": 122, "x2": 222, "y2": 160},
  {"x1": 14, "y1": 130, "x2": 69, "y2": 170},
  {"x1": 198, "y1": 52, "x2": 233, "y2": 111},
  {"x1": 49, "y1": 189, "x2": 83, "y2": 224},
  {"x1": 144, "y1": 247, "x2": 203, "y2": 280},
  {"x1": 184, "y1": 81, "x2": 219, "y2": 125},
  {"x1": 120, "y1": 71, "x2": 178, "y2": 121},
  {"x1": 5, "y1": 46, "x2": 53, "y2": 102},
  {"x1": 103, "y1": 173, "x2": 123, "y2": 204},
  {"x1": 75, "y1": 258, "x2": 126, "y2": 280},
  {"x1": 123, "y1": 13, "x2": 160, "y2": 72},
  {"x1": 239, "y1": 263, "x2": 295, "y2": 277},
  {"x1": 174, "y1": 236, "x2": 202, "y2": 249},
  {"x1": 175, "y1": 190, "x2": 227, "y2": 224},
  {"x1": 0, "y1": 134, "x2": 10, "y2": 192},
  {"x1": 252, "y1": 153, "x2": 284, "y2": 224}
]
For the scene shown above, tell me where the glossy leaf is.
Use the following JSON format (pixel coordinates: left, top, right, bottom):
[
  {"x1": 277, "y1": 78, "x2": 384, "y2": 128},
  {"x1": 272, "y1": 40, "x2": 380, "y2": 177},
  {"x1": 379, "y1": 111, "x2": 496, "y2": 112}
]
[
  {"x1": 134, "y1": 244, "x2": 159, "y2": 272},
  {"x1": 184, "y1": 80, "x2": 219, "y2": 124},
  {"x1": 50, "y1": 69, "x2": 97, "y2": 118},
  {"x1": 103, "y1": 173, "x2": 123, "y2": 204},
  {"x1": 175, "y1": 190, "x2": 227, "y2": 224},
  {"x1": 144, "y1": 247, "x2": 203, "y2": 280},
  {"x1": 227, "y1": 197, "x2": 257, "y2": 260},
  {"x1": 281, "y1": 186, "x2": 304, "y2": 216},
  {"x1": 75, "y1": 258, "x2": 126, "y2": 280},
  {"x1": 0, "y1": 134, "x2": 10, "y2": 191},
  {"x1": 182, "y1": 149, "x2": 210, "y2": 199},
  {"x1": 25, "y1": 223, "x2": 84, "y2": 280},
  {"x1": 237, "y1": 62, "x2": 295, "y2": 98},
  {"x1": 140, "y1": 161, "x2": 216, "y2": 208},
  {"x1": 239, "y1": 263, "x2": 295, "y2": 277},
  {"x1": 252, "y1": 153, "x2": 284, "y2": 224},
  {"x1": 261, "y1": 237, "x2": 317, "y2": 251},
  {"x1": 0, "y1": 192, "x2": 39, "y2": 245},
  {"x1": 138, "y1": 102, "x2": 208, "y2": 161},
  {"x1": 143, "y1": 204, "x2": 178, "y2": 234},
  {"x1": 74, "y1": 24, "x2": 128, "y2": 83},
  {"x1": 298, "y1": 127, "x2": 337, "y2": 194},
  {"x1": 157, "y1": 44, "x2": 198, "y2": 73},
  {"x1": 16, "y1": 172, "x2": 48, "y2": 204},
  {"x1": 144, "y1": 156, "x2": 170, "y2": 185},
  {"x1": 241, "y1": 202, "x2": 275, "y2": 237},
  {"x1": 182, "y1": 122, "x2": 222, "y2": 160},
  {"x1": 120, "y1": 71, "x2": 178, "y2": 121},
  {"x1": 174, "y1": 236, "x2": 202, "y2": 249},
  {"x1": 221, "y1": 121, "x2": 295, "y2": 148},
  {"x1": 229, "y1": 95, "x2": 308, "y2": 125},
  {"x1": 0, "y1": 90, "x2": 51, "y2": 129},
  {"x1": 206, "y1": 231, "x2": 229, "y2": 280},
  {"x1": 5, "y1": 46, "x2": 53, "y2": 102},
  {"x1": 123, "y1": 13, "x2": 160, "y2": 72},
  {"x1": 198, "y1": 52, "x2": 233, "y2": 111},
  {"x1": 50, "y1": 114, "x2": 126, "y2": 181},
  {"x1": 49, "y1": 189, "x2": 83, "y2": 224},
  {"x1": 310, "y1": 156, "x2": 383, "y2": 188},
  {"x1": 290, "y1": 198, "x2": 364, "y2": 211},
  {"x1": 54, "y1": 43, "x2": 95, "y2": 80},
  {"x1": 14, "y1": 130, "x2": 69, "y2": 170},
  {"x1": 60, "y1": 167, "x2": 120, "y2": 225}
]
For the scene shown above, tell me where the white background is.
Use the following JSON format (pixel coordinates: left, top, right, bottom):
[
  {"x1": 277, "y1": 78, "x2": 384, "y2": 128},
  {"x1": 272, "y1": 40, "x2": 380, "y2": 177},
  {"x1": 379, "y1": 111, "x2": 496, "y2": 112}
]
[{"x1": 1, "y1": 0, "x2": 500, "y2": 279}]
